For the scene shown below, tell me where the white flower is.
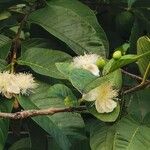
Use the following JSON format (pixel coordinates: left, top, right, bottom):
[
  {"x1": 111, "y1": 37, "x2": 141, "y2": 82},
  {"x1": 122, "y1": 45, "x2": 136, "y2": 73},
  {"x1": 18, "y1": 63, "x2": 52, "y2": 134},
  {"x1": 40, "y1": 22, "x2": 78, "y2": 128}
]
[
  {"x1": 0, "y1": 72, "x2": 20, "y2": 98},
  {"x1": 0, "y1": 72, "x2": 37, "y2": 99},
  {"x1": 72, "y1": 53, "x2": 100, "y2": 76},
  {"x1": 83, "y1": 83, "x2": 118, "y2": 113},
  {"x1": 16, "y1": 73, "x2": 38, "y2": 95}
]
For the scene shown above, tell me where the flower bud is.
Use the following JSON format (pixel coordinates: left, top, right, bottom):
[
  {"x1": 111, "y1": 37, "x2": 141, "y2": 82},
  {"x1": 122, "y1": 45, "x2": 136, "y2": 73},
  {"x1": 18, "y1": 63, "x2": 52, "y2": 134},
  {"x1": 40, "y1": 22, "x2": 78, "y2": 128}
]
[
  {"x1": 113, "y1": 51, "x2": 122, "y2": 60},
  {"x1": 96, "y1": 58, "x2": 106, "y2": 68}
]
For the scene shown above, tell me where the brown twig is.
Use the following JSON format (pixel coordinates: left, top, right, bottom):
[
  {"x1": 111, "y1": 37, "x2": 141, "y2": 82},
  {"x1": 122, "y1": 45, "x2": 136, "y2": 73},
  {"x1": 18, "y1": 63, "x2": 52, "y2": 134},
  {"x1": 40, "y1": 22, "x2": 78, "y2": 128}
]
[
  {"x1": 122, "y1": 66, "x2": 150, "y2": 95},
  {"x1": 10, "y1": 15, "x2": 28, "y2": 73},
  {"x1": 123, "y1": 82, "x2": 150, "y2": 95},
  {"x1": 0, "y1": 106, "x2": 86, "y2": 119},
  {"x1": 121, "y1": 69, "x2": 150, "y2": 82}
]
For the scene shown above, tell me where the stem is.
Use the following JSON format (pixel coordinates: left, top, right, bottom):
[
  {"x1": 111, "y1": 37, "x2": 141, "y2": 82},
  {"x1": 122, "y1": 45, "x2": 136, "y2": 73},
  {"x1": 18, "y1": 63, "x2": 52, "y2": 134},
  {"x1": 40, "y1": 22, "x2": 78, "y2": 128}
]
[
  {"x1": 121, "y1": 69, "x2": 148, "y2": 82},
  {"x1": 10, "y1": 15, "x2": 28, "y2": 73},
  {"x1": 123, "y1": 82, "x2": 150, "y2": 95},
  {"x1": 141, "y1": 63, "x2": 150, "y2": 84},
  {"x1": 122, "y1": 68, "x2": 150, "y2": 95},
  {"x1": 0, "y1": 106, "x2": 87, "y2": 119}
]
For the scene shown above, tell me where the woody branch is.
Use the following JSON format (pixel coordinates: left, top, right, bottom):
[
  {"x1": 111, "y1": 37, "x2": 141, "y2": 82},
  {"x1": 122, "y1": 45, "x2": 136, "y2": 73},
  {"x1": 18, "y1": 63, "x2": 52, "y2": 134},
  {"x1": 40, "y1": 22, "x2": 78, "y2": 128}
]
[{"x1": 0, "y1": 106, "x2": 86, "y2": 120}]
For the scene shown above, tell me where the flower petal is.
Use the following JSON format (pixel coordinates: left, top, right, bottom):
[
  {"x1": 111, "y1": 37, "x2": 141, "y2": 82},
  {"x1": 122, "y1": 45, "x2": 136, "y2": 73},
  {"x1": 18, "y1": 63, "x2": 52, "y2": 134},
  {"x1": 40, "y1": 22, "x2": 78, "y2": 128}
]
[
  {"x1": 83, "y1": 64, "x2": 100, "y2": 76},
  {"x1": 95, "y1": 100, "x2": 106, "y2": 113},
  {"x1": 83, "y1": 90, "x2": 97, "y2": 102},
  {"x1": 95, "y1": 99, "x2": 117, "y2": 113}
]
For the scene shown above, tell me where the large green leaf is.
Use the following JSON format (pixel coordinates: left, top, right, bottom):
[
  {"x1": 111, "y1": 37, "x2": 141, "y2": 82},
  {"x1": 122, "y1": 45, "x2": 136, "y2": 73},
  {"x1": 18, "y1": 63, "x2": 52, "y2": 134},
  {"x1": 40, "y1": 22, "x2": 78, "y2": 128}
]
[
  {"x1": 21, "y1": 38, "x2": 54, "y2": 54},
  {"x1": 113, "y1": 116, "x2": 150, "y2": 150},
  {"x1": 90, "y1": 116, "x2": 150, "y2": 150},
  {"x1": 126, "y1": 88, "x2": 150, "y2": 124},
  {"x1": 137, "y1": 36, "x2": 150, "y2": 76},
  {"x1": 0, "y1": 100, "x2": 13, "y2": 150},
  {"x1": 90, "y1": 121, "x2": 116, "y2": 150},
  {"x1": 28, "y1": 0, "x2": 108, "y2": 56},
  {"x1": 19, "y1": 83, "x2": 86, "y2": 150},
  {"x1": 18, "y1": 48, "x2": 72, "y2": 79}
]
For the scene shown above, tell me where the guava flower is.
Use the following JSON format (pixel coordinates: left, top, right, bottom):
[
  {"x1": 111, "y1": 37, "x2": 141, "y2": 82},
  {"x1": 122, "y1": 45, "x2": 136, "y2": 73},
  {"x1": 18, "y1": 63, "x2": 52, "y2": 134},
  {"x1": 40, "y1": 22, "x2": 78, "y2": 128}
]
[
  {"x1": 0, "y1": 72, "x2": 20, "y2": 98},
  {"x1": 83, "y1": 83, "x2": 118, "y2": 113},
  {"x1": 72, "y1": 53, "x2": 100, "y2": 76},
  {"x1": 16, "y1": 73, "x2": 38, "y2": 95},
  {"x1": 0, "y1": 72, "x2": 37, "y2": 99}
]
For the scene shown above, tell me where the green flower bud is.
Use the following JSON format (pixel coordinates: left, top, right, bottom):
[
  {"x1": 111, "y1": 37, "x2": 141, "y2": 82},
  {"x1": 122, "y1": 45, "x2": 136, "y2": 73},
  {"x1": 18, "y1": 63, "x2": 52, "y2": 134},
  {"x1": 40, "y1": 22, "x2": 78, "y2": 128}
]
[
  {"x1": 96, "y1": 57, "x2": 106, "y2": 68},
  {"x1": 24, "y1": 32, "x2": 30, "y2": 39},
  {"x1": 64, "y1": 96, "x2": 73, "y2": 107},
  {"x1": 113, "y1": 51, "x2": 122, "y2": 60}
]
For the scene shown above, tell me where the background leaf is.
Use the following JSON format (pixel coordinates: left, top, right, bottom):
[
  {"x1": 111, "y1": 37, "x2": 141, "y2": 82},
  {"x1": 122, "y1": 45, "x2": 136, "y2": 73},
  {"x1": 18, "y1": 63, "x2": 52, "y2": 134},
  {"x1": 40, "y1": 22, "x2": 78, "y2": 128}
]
[
  {"x1": 0, "y1": 100, "x2": 13, "y2": 150},
  {"x1": 0, "y1": 34, "x2": 11, "y2": 59},
  {"x1": 113, "y1": 116, "x2": 150, "y2": 150},
  {"x1": 90, "y1": 115, "x2": 150, "y2": 150},
  {"x1": 18, "y1": 48, "x2": 72, "y2": 79},
  {"x1": 90, "y1": 121, "x2": 115, "y2": 150},
  {"x1": 8, "y1": 138, "x2": 31, "y2": 150},
  {"x1": 137, "y1": 36, "x2": 150, "y2": 76},
  {"x1": 28, "y1": 0, "x2": 108, "y2": 56}
]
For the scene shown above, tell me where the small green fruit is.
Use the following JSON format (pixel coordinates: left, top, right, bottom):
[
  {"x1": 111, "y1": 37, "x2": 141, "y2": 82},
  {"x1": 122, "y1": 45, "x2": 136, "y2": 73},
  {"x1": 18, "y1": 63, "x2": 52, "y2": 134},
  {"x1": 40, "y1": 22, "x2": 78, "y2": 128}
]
[
  {"x1": 96, "y1": 58, "x2": 106, "y2": 68},
  {"x1": 113, "y1": 51, "x2": 122, "y2": 60}
]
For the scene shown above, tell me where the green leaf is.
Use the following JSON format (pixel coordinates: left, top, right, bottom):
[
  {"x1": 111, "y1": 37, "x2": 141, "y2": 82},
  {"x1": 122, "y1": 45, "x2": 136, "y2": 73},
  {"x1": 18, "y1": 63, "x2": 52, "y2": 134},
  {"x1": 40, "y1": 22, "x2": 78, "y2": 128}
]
[
  {"x1": 103, "y1": 51, "x2": 150, "y2": 75},
  {"x1": 88, "y1": 102, "x2": 120, "y2": 122},
  {"x1": 90, "y1": 116, "x2": 150, "y2": 150},
  {"x1": 0, "y1": 100, "x2": 13, "y2": 150},
  {"x1": 19, "y1": 83, "x2": 85, "y2": 150},
  {"x1": 28, "y1": 120, "x2": 47, "y2": 150},
  {"x1": 56, "y1": 62, "x2": 73, "y2": 79},
  {"x1": 114, "y1": 116, "x2": 150, "y2": 150},
  {"x1": 18, "y1": 48, "x2": 72, "y2": 79},
  {"x1": 69, "y1": 69, "x2": 98, "y2": 93},
  {"x1": 84, "y1": 70, "x2": 122, "y2": 93},
  {"x1": 22, "y1": 38, "x2": 52, "y2": 54},
  {"x1": 0, "y1": 11, "x2": 11, "y2": 21},
  {"x1": 0, "y1": 34, "x2": 11, "y2": 59},
  {"x1": 137, "y1": 36, "x2": 150, "y2": 76},
  {"x1": 0, "y1": 59, "x2": 7, "y2": 71},
  {"x1": 128, "y1": 0, "x2": 136, "y2": 8},
  {"x1": 8, "y1": 138, "x2": 31, "y2": 150},
  {"x1": 126, "y1": 88, "x2": 150, "y2": 124},
  {"x1": 90, "y1": 121, "x2": 115, "y2": 150},
  {"x1": 28, "y1": 0, "x2": 108, "y2": 56}
]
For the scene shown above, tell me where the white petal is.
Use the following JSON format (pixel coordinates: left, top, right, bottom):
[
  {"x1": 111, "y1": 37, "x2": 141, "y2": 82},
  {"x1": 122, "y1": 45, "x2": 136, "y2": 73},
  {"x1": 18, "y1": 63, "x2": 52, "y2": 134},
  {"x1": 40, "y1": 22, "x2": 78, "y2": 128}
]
[
  {"x1": 4, "y1": 92, "x2": 13, "y2": 99},
  {"x1": 95, "y1": 99, "x2": 117, "y2": 113},
  {"x1": 83, "y1": 64, "x2": 100, "y2": 76},
  {"x1": 106, "y1": 100, "x2": 117, "y2": 111},
  {"x1": 7, "y1": 84, "x2": 20, "y2": 94},
  {"x1": 95, "y1": 100, "x2": 106, "y2": 113},
  {"x1": 83, "y1": 90, "x2": 97, "y2": 102}
]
